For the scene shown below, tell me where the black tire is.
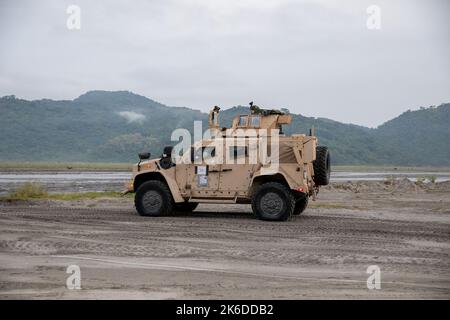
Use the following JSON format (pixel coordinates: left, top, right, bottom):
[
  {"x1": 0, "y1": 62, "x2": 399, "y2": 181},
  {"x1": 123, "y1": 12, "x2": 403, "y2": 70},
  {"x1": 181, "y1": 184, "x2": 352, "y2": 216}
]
[
  {"x1": 175, "y1": 201, "x2": 199, "y2": 212},
  {"x1": 313, "y1": 146, "x2": 331, "y2": 186},
  {"x1": 135, "y1": 180, "x2": 174, "y2": 216},
  {"x1": 293, "y1": 193, "x2": 308, "y2": 215},
  {"x1": 251, "y1": 182, "x2": 295, "y2": 221}
]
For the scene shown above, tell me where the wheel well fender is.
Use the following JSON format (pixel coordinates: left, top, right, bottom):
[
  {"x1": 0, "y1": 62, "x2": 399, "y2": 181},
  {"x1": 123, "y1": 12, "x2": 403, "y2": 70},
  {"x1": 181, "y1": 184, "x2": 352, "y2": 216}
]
[
  {"x1": 133, "y1": 171, "x2": 184, "y2": 202},
  {"x1": 250, "y1": 172, "x2": 292, "y2": 197}
]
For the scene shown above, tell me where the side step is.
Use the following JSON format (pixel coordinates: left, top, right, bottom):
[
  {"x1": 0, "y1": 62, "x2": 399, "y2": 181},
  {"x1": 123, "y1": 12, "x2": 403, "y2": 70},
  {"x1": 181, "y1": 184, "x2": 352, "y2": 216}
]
[{"x1": 188, "y1": 196, "x2": 237, "y2": 204}]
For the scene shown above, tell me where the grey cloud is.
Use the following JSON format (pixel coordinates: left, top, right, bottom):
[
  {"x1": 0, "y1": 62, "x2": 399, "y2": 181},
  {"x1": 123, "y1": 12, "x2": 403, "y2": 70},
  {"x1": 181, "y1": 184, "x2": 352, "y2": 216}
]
[
  {"x1": 0, "y1": 0, "x2": 448, "y2": 127},
  {"x1": 117, "y1": 111, "x2": 146, "y2": 124}
]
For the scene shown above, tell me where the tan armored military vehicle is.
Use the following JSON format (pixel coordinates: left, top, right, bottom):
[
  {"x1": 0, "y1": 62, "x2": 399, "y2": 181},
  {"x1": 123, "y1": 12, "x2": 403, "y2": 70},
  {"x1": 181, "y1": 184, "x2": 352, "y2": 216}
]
[{"x1": 126, "y1": 103, "x2": 330, "y2": 221}]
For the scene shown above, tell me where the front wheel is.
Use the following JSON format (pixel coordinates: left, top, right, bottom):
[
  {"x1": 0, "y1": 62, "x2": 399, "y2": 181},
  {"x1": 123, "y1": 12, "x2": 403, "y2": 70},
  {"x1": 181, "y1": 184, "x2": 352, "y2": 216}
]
[
  {"x1": 251, "y1": 182, "x2": 295, "y2": 221},
  {"x1": 135, "y1": 180, "x2": 174, "y2": 216}
]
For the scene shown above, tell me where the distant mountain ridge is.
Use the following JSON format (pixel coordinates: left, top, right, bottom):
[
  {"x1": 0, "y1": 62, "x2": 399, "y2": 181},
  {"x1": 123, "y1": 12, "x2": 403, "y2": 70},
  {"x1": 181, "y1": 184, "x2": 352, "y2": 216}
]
[{"x1": 1, "y1": 91, "x2": 449, "y2": 165}]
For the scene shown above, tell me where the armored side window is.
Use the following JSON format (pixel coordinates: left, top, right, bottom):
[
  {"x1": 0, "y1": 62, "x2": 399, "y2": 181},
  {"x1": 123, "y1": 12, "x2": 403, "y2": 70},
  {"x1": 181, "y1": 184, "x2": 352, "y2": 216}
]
[
  {"x1": 250, "y1": 116, "x2": 260, "y2": 127},
  {"x1": 191, "y1": 146, "x2": 216, "y2": 163},
  {"x1": 230, "y1": 146, "x2": 248, "y2": 159},
  {"x1": 238, "y1": 115, "x2": 248, "y2": 127},
  {"x1": 203, "y1": 146, "x2": 216, "y2": 160},
  {"x1": 191, "y1": 147, "x2": 200, "y2": 163}
]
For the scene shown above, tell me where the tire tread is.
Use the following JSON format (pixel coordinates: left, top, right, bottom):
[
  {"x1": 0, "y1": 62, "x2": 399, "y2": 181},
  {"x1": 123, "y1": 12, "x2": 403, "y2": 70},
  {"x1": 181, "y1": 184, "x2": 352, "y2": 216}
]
[
  {"x1": 251, "y1": 182, "x2": 295, "y2": 221},
  {"x1": 135, "y1": 180, "x2": 174, "y2": 216}
]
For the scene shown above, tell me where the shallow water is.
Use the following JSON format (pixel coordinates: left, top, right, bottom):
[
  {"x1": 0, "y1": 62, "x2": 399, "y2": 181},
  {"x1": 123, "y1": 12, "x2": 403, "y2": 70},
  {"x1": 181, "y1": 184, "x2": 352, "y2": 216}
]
[
  {"x1": 332, "y1": 171, "x2": 450, "y2": 182},
  {"x1": 0, "y1": 170, "x2": 449, "y2": 195},
  {"x1": 0, "y1": 171, "x2": 132, "y2": 194}
]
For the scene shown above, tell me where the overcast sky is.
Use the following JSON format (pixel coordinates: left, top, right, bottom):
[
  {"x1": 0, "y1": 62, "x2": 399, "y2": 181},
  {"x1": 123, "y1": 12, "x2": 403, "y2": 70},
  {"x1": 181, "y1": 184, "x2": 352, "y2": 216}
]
[{"x1": 0, "y1": 0, "x2": 449, "y2": 127}]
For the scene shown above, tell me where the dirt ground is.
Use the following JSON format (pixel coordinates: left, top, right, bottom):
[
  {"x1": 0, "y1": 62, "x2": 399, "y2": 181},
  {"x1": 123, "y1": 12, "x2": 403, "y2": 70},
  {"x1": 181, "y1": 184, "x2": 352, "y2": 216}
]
[{"x1": 1, "y1": 180, "x2": 449, "y2": 299}]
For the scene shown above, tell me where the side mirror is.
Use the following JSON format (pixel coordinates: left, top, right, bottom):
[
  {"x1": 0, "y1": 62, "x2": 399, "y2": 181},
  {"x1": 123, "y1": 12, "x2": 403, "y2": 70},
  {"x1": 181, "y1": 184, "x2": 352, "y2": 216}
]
[{"x1": 138, "y1": 152, "x2": 150, "y2": 160}]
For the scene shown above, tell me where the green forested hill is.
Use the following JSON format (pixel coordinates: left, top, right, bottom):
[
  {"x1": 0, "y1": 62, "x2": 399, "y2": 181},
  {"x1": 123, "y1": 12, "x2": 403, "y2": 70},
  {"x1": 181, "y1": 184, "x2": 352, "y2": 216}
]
[
  {"x1": 373, "y1": 105, "x2": 450, "y2": 166},
  {"x1": 0, "y1": 91, "x2": 449, "y2": 165}
]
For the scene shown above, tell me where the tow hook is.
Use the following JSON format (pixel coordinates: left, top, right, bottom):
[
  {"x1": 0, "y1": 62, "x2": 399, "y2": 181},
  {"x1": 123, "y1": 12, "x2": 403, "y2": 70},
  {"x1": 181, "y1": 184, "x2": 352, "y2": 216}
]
[{"x1": 121, "y1": 189, "x2": 132, "y2": 196}]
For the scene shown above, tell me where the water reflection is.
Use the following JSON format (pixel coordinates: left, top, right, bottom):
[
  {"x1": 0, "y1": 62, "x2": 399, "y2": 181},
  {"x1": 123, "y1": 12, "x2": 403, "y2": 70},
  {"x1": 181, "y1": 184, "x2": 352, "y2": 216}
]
[{"x1": 0, "y1": 170, "x2": 449, "y2": 195}]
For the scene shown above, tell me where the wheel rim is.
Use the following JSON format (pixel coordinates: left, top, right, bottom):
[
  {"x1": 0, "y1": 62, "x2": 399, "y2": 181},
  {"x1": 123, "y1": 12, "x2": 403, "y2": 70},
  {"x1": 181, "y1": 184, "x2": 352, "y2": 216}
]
[
  {"x1": 260, "y1": 192, "x2": 283, "y2": 216},
  {"x1": 142, "y1": 190, "x2": 163, "y2": 214}
]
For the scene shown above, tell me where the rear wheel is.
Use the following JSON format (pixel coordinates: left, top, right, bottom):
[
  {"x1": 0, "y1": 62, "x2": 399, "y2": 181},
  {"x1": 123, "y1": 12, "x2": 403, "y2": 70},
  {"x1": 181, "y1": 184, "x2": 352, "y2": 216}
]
[
  {"x1": 175, "y1": 201, "x2": 199, "y2": 212},
  {"x1": 293, "y1": 193, "x2": 308, "y2": 215},
  {"x1": 251, "y1": 182, "x2": 295, "y2": 221},
  {"x1": 313, "y1": 146, "x2": 331, "y2": 186},
  {"x1": 135, "y1": 180, "x2": 174, "y2": 216}
]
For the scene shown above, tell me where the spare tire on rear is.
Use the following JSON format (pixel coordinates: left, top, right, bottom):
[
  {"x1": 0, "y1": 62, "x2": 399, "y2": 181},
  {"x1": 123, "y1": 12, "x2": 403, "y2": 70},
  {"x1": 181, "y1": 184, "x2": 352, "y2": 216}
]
[{"x1": 313, "y1": 146, "x2": 330, "y2": 186}]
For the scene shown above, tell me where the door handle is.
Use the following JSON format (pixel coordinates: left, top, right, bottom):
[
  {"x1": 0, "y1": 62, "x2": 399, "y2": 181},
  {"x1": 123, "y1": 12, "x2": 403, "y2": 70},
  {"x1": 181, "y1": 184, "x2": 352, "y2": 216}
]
[{"x1": 209, "y1": 168, "x2": 232, "y2": 173}]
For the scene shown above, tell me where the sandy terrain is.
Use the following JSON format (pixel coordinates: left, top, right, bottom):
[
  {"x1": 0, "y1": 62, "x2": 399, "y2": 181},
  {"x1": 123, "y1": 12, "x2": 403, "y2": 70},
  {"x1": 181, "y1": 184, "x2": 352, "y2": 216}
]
[{"x1": 0, "y1": 180, "x2": 449, "y2": 299}]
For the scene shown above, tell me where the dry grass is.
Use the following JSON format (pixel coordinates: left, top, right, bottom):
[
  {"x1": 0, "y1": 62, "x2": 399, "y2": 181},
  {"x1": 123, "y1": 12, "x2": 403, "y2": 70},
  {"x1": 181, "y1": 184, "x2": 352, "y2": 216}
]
[
  {"x1": 0, "y1": 182, "x2": 131, "y2": 201},
  {"x1": 7, "y1": 182, "x2": 48, "y2": 199}
]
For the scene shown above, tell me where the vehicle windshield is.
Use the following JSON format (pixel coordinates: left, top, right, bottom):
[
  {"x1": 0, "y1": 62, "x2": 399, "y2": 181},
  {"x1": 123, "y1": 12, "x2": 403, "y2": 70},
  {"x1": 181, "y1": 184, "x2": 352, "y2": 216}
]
[
  {"x1": 250, "y1": 116, "x2": 260, "y2": 127},
  {"x1": 238, "y1": 116, "x2": 248, "y2": 126}
]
